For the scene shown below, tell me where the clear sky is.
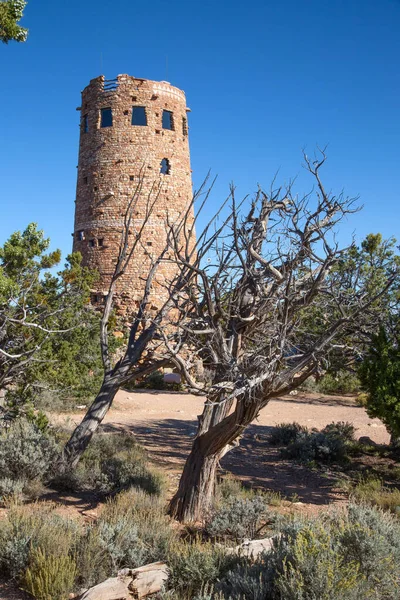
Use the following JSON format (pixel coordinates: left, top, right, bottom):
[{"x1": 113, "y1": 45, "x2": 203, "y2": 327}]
[{"x1": 1, "y1": 0, "x2": 399, "y2": 259}]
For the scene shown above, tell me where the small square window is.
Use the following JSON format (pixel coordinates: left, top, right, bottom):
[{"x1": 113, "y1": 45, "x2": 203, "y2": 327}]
[
  {"x1": 132, "y1": 106, "x2": 147, "y2": 126},
  {"x1": 100, "y1": 107, "x2": 113, "y2": 128},
  {"x1": 129, "y1": 175, "x2": 134, "y2": 181},
  {"x1": 162, "y1": 110, "x2": 174, "y2": 130},
  {"x1": 98, "y1": 238, "x2": 104, "y2": 247},
  {"x1": 82, "y1": 114, "x2": 88, "y2": 133},
  {"x1": 83, "y1": 176, "x2": 88, "y2": 184},
  {"x1": 77, "y1": 230, "x2": 85, "y2": 241},
  {"x1": 89, "y1": 239, "x2": 95, "y2": 247}
]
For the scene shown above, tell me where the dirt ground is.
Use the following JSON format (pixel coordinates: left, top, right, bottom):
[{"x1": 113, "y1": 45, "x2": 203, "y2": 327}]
[{"x1": 52, "y1": 389, "x2": 390, "y2": 507}]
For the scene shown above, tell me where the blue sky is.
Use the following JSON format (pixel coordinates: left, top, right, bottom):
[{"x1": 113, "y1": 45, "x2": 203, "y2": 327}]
[{"x1": 1, "y1": 0, "x2": 399, "y2": 260}]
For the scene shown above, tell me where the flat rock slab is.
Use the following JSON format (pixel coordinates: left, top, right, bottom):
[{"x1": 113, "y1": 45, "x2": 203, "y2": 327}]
[{"x1": 79, "y1": 562, "x2": 168, "y2": 600}]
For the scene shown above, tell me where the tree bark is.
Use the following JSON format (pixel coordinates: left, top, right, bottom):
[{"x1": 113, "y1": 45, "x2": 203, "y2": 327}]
[
  {"x1": 168, "y1": 437, "x2": 221, "y2": 522},
  {"x1": 63, "y1": 375, "x2": 121, "y2": 468},
  {"x1": 169, "y1": 395, "x2": 263, "y2": 522}
]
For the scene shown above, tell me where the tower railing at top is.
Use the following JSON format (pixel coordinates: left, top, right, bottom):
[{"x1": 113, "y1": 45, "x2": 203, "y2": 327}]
[{"x1": 102, "y1": 78, "x2": 119, "y2": 92}]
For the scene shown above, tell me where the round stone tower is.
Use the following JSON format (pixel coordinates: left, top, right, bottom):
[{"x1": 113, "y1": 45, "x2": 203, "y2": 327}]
[{"x1": 73, "y1": 74, "x2": 193, "y2": 313}]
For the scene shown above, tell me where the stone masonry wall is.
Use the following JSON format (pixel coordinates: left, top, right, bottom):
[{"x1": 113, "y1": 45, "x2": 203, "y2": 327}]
[{"x1": 73, "y1": 74, "x2": 193, "y2": 314}]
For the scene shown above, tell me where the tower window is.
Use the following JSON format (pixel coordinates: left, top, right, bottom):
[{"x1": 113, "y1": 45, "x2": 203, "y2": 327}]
[
  {"x1": 160, "y1": 158, "x2": 170, "y2": 175},
  {"x1": 131, "y1": 106, "x2": 147, "y2": 126},
  {"x1": 89, "y1": 239, "x2": 95, "y2": 247},
  {"x1": 77, "y1": 230, "x2": 85, "y2": 241},
  {"x1": 98, "y1": 238, "x2": 104, "y2": 247},
  {"x1": 83, "y1": 114, "x2": 88, "y2": 133},
  {"x1": 129, "y1": 175, "x2": 134, "y2": 181},
  {"x1": 100, "y1": 107, "x2": 113, "y2": 128},
  {"x1": 182, "y1": 117, "x2": 188, "y2": 136},
  {"x1": 83, "y1": 176, "x2": 88, "y2": 184},
  {"x1": 162, "y1": 110, "x2": 174, "y2": 130}
]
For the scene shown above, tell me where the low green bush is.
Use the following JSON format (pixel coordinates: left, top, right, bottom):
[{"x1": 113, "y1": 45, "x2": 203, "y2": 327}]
[
  {"x1": 342, "y1": 476, "x2": 400, "y2": 513},
  {"x1": 0, "y1": 419, "x2": 58, "y2": 483},
  {"x1": 168, "y1": 539, "x2": 234, "y2": 598},
  {"x1": 206, "y1": 496, "x2": 270, "y2": 542},
  {"x1": 269, "y1": 422, "x2": 308, "y2": 446},
  {"x1": 284, "y1": 430, "x2": 348, "y2": 463},
  {"x1": 77, "y1": 488, "x2": 176, "y2": 589},
  {"x1": 22, "y1": 547, "x2": 77, "y2": 600},
  {"x1": 52, "y1": 432, "x2": 166, "y2": 496},
  {"x1": 218, "y1": 504, "x2": 400, "y2": 599},
  {"x1": 271, "y1": 421, "x2": 356, "y2": 464},
  {"x1": 0, "y1": 502, "x2": 79, "y2": 582},
  {"x1": 317, "y1": 371, "x2": 360, "y2": 395}
]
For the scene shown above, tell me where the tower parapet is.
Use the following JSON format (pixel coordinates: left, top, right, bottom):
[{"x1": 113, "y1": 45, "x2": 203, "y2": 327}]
[{"x1": 73, "y1": 74, "x2": 193, "y2": 313}]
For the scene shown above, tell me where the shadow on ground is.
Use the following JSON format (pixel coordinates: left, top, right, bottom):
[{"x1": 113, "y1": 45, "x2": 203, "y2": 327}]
[{"x1": 101, "y1": 419, "x2": 344, "y2": 505}]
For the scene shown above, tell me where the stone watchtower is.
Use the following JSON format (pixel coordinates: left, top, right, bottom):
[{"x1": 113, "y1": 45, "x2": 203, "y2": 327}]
[{"x1": 73, "y1": 74, "x2": 193, "y2": 312}]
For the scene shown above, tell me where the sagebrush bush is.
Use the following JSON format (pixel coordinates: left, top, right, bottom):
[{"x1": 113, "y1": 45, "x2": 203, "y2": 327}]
[
  {"x1": 284, "y1": 430, "x2": 348, "y2": 463},
  {"x1": 0, "y1": 477, "x2": 24, "y2": 503},
  {"x1": 206, "y1": 496, "x2": 269, "y2": 542},
  {"x1": 53, "y1": 432, "x2": 166, "y2": 496},
  {"x1": 317, "y1": 371, "x2": 360, "y2": 395},
  {"x1": 272, "y1": 421, "x2": 356, "y2": 463},
  {"x1": 0, "y1": 419, "x2": 58, "y2": 482},
  {"x1": 0, "y1": 502, "x2": 79, "y2": 581},
  {"x1": 269, "y1": 422, "x2": 307, "y2": 446},
  {"x1": 168, "y1": 539, "x2": 234, "y2": 598},
  {"x1": 322, "y1": 421, "x2": 356, "y2": 442},
  {"x1": 219, "y1": 504, "x2": 400, "y2": 600},
  {"x1": 77, "y1": 488, "x2": 175, "y2": 589}
]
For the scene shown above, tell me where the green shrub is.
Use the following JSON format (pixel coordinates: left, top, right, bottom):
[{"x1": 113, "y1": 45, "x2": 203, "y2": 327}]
[
  {"x1": 0, "y1": 419, "x2": 59, "y2": 482},
  {"x1": 343, "y1": 476, "x2": 400, "y2": 513},
  {"x1": 0, "y1": 502, "x2": 79, "y2": 580},
  {"x1": 206, "y1": 496, "x2": 269, "y2": 542},
  {"x1": 22, "y1": 547, "x2": 76, "y2": 600},
  {"x1": 219, "y1": 504, "x2": 400, "y2": 600},
  {"x1": 168, "y1": 539, "x2": 234, "y2": 598},
  {"x1": 274, "y1": 421, "x2": 356, "y2": 464},
  {"x1": 269, "y1": 422, "x2": 307, "y2": 446},
  {"x1": 77, "y1": 488, "x2": 175, "y2": 589},
  {"x1": 317, "y1": 371, "x2": 360, "y2": 395},
  {"x1": 53, "y1": 432, "x2": 166, "y2": 496},
  {"x1": 359, "y1": 326, "x2": 400, "y2": 440},
  {"x1": 284, "y1": 430, "x2": 348, "y2": 463},
  {"x1": 0, "y1": 477, "x2": 25, "y2": 503},
  {"x1": 322, "y1": 421, "x2": 356, "y2": 442}
]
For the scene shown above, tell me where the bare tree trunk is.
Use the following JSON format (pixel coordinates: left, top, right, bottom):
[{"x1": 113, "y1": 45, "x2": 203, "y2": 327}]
[
  {"x1": 63, "y1": 375, "x2": 121, "y2": 468},
  {"x1": 169, "y1": 397, "x2": 259, "y2": 522},
  {"x1": 168, "y1": 437, "x2": 221, "y2": 522}
]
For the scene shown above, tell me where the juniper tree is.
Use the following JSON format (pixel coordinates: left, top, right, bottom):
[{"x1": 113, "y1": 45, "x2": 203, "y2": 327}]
[
  {"x1": 0, "y1": 0, "x2": 27, "y2": 43},
  {"x1": 165, "y1": 151, "x2": 399, "y2": 521}
]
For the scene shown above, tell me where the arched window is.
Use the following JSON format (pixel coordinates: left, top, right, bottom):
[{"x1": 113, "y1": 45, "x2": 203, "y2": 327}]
[{"x1": 160, "y1": 158, "x2": 170, "y2": 175}]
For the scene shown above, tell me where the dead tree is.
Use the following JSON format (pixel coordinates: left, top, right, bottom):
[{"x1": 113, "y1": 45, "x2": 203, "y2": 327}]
[
  {"x1": 63, "y1": 174, "x2": 196, "y2": 468},
  {"x1": 167, "y1": 151, "x2": 399, "y2": 521}
]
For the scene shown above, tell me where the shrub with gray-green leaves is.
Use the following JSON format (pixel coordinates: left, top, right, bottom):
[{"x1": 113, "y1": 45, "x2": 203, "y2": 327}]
[
  {"x1": 269, "y1": 422, "x2": 307, "y2": 446},
  {"x1": 206, "y1": 496, "x2": 269, "y2": 542},
  {"x1": 0, "y1": 419, "x2": 58, "y2": 482},
  {"x1": 276, "y1": 421, "x2": 356, "y2": 463},
  {"x1": 218, "y1": 504, "x2": 400, "y2": 600}
]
